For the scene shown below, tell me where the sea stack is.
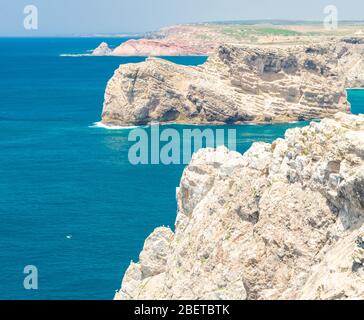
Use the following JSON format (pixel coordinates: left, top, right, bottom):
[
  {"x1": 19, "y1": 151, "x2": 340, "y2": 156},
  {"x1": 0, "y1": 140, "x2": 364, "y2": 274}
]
[{"x1": 92, "y1": 42, "x2": 113, "y2": 56}]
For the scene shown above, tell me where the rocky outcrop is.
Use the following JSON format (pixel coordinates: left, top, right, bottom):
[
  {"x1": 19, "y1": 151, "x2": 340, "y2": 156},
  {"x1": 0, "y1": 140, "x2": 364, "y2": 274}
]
[
  {"x1": 92, "y1": 42, "x2": 113, "y2": 56},
  {"x1": 115, "y1": 113, "x2": 364, "y2": 300},
  {"x1": 102, "y1": 40, "x2": 364, "y2": 126},
  {"x1": 112, "y1": 39, "x2": 209, "y2": 56},
  {"x1": 342, "y1": 37, "x2": 364, "y2": 45},
  {"x1": 91, "y1": 39, "x2": 211, "y2": 57}
]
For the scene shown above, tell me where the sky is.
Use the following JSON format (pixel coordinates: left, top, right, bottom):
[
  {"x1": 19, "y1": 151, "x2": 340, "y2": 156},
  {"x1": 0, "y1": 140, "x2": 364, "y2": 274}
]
[{"x1": 1, "y1": 0, "x2": 364, "y2": 36}]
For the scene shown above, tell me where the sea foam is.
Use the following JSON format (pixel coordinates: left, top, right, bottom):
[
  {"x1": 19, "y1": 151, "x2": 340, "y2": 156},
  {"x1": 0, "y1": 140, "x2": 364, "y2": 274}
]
[
  {"x1": 60, "y1": 53, "x2": 92, "y2": 57},
  {"x1": 89, "y1": 121, "x2": 141, "y2": 130}
]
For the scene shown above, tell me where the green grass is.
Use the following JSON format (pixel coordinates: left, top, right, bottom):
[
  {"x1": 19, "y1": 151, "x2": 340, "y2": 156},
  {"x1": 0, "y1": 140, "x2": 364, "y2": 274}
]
[
  {"x1": 212, "y1": 25, "x2": 304, "y2": 39},
  {"x1": 254, "y1": 27, "x2": 302, "y2": 36}
]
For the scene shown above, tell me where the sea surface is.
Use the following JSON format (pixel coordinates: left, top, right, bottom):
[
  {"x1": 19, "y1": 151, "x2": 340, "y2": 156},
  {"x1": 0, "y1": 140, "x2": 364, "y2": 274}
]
[{"x1": 0, "y1": 38, "x2": 363, "y2": 300}]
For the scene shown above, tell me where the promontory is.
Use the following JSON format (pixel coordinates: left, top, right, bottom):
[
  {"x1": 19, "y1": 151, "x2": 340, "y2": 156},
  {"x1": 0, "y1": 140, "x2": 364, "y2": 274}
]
[
  {"x1": 115, "y1": 112, "x2": 364, "y2": 300},
  {"x1": 101, "y1": 39, "x2": 364, "y2": 126}
]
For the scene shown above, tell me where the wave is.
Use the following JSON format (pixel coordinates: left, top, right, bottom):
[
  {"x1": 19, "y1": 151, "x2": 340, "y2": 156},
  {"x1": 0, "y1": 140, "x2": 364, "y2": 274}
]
[
  {"x1": 60, "y1": 53, "x2": 92, "y2": 57},
  {"x1": 89, "y1": 121, "x2": 142, "y2": 130}
]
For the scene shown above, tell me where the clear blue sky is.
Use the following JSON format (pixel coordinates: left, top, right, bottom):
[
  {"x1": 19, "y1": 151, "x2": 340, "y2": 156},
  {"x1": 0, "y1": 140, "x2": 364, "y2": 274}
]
[{"x1": 1, "y1": 0, "x2": 364, "y2": 36}]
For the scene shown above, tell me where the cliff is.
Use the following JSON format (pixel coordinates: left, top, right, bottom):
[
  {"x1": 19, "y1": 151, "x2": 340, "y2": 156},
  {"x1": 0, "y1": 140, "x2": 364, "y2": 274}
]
[
  {"x1": 102, "y1": 40, "x2": 364, "y2": 126},
  {"x1": 93, "y1": 23, "x2": 364, "y2": 57},
  {"x1": 111, "y1": 39, "x2": 210, "y2": 56},
  {"x1": 115, "y1": 113, "x2": 364, "y2": 300}
]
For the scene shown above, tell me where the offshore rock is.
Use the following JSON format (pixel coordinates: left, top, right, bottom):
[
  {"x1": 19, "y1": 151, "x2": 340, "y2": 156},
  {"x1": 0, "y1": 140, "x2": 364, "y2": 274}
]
[{"x1": 92, "y1": 42, "x2": 113, "y2": 56}]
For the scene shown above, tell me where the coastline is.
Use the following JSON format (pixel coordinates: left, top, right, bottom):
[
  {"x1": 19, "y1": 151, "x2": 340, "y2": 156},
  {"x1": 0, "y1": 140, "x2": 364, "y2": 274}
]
[
  {"x1": 106, "y1": 25, "x2": 364, "y2": 300},
  {"x1": 2, "y1": 20, "x2": 364, "y2": 300},
  {"x1": 99, "y1": 118, "x2": 316, "y2": 128},
  {"x1": 101, "y1": 40, "x2": 363, "y2": 128}
]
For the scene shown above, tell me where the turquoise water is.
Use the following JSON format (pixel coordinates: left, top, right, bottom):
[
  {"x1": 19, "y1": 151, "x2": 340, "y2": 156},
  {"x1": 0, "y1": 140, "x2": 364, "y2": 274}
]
[
  {"x1": 348, "y1": 89, "x2": 364, "y2": 115},
  {"x1": 0, "y1": 38, "x2": 362, "y2": 300}
]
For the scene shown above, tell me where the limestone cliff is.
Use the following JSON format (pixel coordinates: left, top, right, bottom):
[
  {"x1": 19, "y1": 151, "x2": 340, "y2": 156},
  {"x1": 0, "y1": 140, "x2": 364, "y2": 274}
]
[
  {"x1": 111, "y1": 39, "x2": 209, "y2": 57},
  {"x1": 115, "y1": 113, "x2": 364, "y2": 300},
  {"x1": 102, "y1": 40, "x2": 364, "y2": 126}
]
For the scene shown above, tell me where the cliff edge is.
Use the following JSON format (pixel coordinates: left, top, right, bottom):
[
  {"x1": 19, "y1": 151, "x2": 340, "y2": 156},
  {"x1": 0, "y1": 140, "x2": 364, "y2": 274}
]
[{"x1": 115, "y1": 113, "x2": 364, "y2": 300}]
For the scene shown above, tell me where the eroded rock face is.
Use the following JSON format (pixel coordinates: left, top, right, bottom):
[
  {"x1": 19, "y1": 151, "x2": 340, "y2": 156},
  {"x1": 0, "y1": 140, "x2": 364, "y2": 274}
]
[
  {"x1": 102, "y1": 41, "x2": 364, "y2": 126},
  {"x1": 115, "y1": 113, "x2": 364, "y2": 300},
  {"x1": 111, "y1": 39, "x2": 209, "y2": 56}
]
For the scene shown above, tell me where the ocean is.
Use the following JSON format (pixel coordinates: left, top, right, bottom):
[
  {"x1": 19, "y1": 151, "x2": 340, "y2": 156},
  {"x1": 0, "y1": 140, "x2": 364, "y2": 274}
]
[{"x1": 0, "y1": 38, "x2": 363, "y2": 300}]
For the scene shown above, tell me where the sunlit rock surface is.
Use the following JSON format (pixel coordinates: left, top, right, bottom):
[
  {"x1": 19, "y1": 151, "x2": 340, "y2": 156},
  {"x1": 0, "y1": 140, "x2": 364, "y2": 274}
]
[
  {"x1": 115, "y1": 113, "x2": 364, "y2": 300},
  {"x1": 102, "y1": 40, "x2": 364, "y2": 126}
]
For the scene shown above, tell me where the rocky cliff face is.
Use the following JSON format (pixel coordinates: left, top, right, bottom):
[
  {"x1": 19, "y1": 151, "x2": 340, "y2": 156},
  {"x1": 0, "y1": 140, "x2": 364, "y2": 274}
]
[
  {"x1": 102, "y1": 40, "x2": 364, "y2": 126},
  {"x1": 115, "y1": 113, "x2": 364, "y2": 300},
  {"x1": 91, "y1": 38, "x2": 212, "y2": 57},
  {"x1": 111, "y1": 39, "x2": 210, "y2": 57}
]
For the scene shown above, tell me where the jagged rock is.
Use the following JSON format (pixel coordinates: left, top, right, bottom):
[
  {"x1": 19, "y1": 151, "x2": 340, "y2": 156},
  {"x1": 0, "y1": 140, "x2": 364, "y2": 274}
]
[
  {"x1": 92, "y1": 42, "x2": 113, "y2": 56},
  {"x1": 115, "y1": 113, "x2": 364, "y2": 300},
  {"x1": 342, "y1": 37, "x2": 364, "y2": 45},
  {"x1": 115, "y1": 227, "x2": 173, "y2": 300},
  {"x1": 102, "y1": 42, "x2": 364, "y2": 126}
]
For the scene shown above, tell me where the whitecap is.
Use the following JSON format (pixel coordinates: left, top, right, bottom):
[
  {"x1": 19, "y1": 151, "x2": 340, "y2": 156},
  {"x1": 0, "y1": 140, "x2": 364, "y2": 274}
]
[
  {"x1": 60, "y1": 53, "x2": 92, "y2": 57},
  {"x1": 89, "y1": 121, "x2": 142, "y2": 130}
]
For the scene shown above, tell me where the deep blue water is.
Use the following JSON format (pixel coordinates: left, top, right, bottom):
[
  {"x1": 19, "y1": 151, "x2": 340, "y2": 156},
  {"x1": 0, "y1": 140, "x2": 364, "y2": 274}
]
[{"x1": 0, "y1": 38, "x2": 363, "y2": 300}]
